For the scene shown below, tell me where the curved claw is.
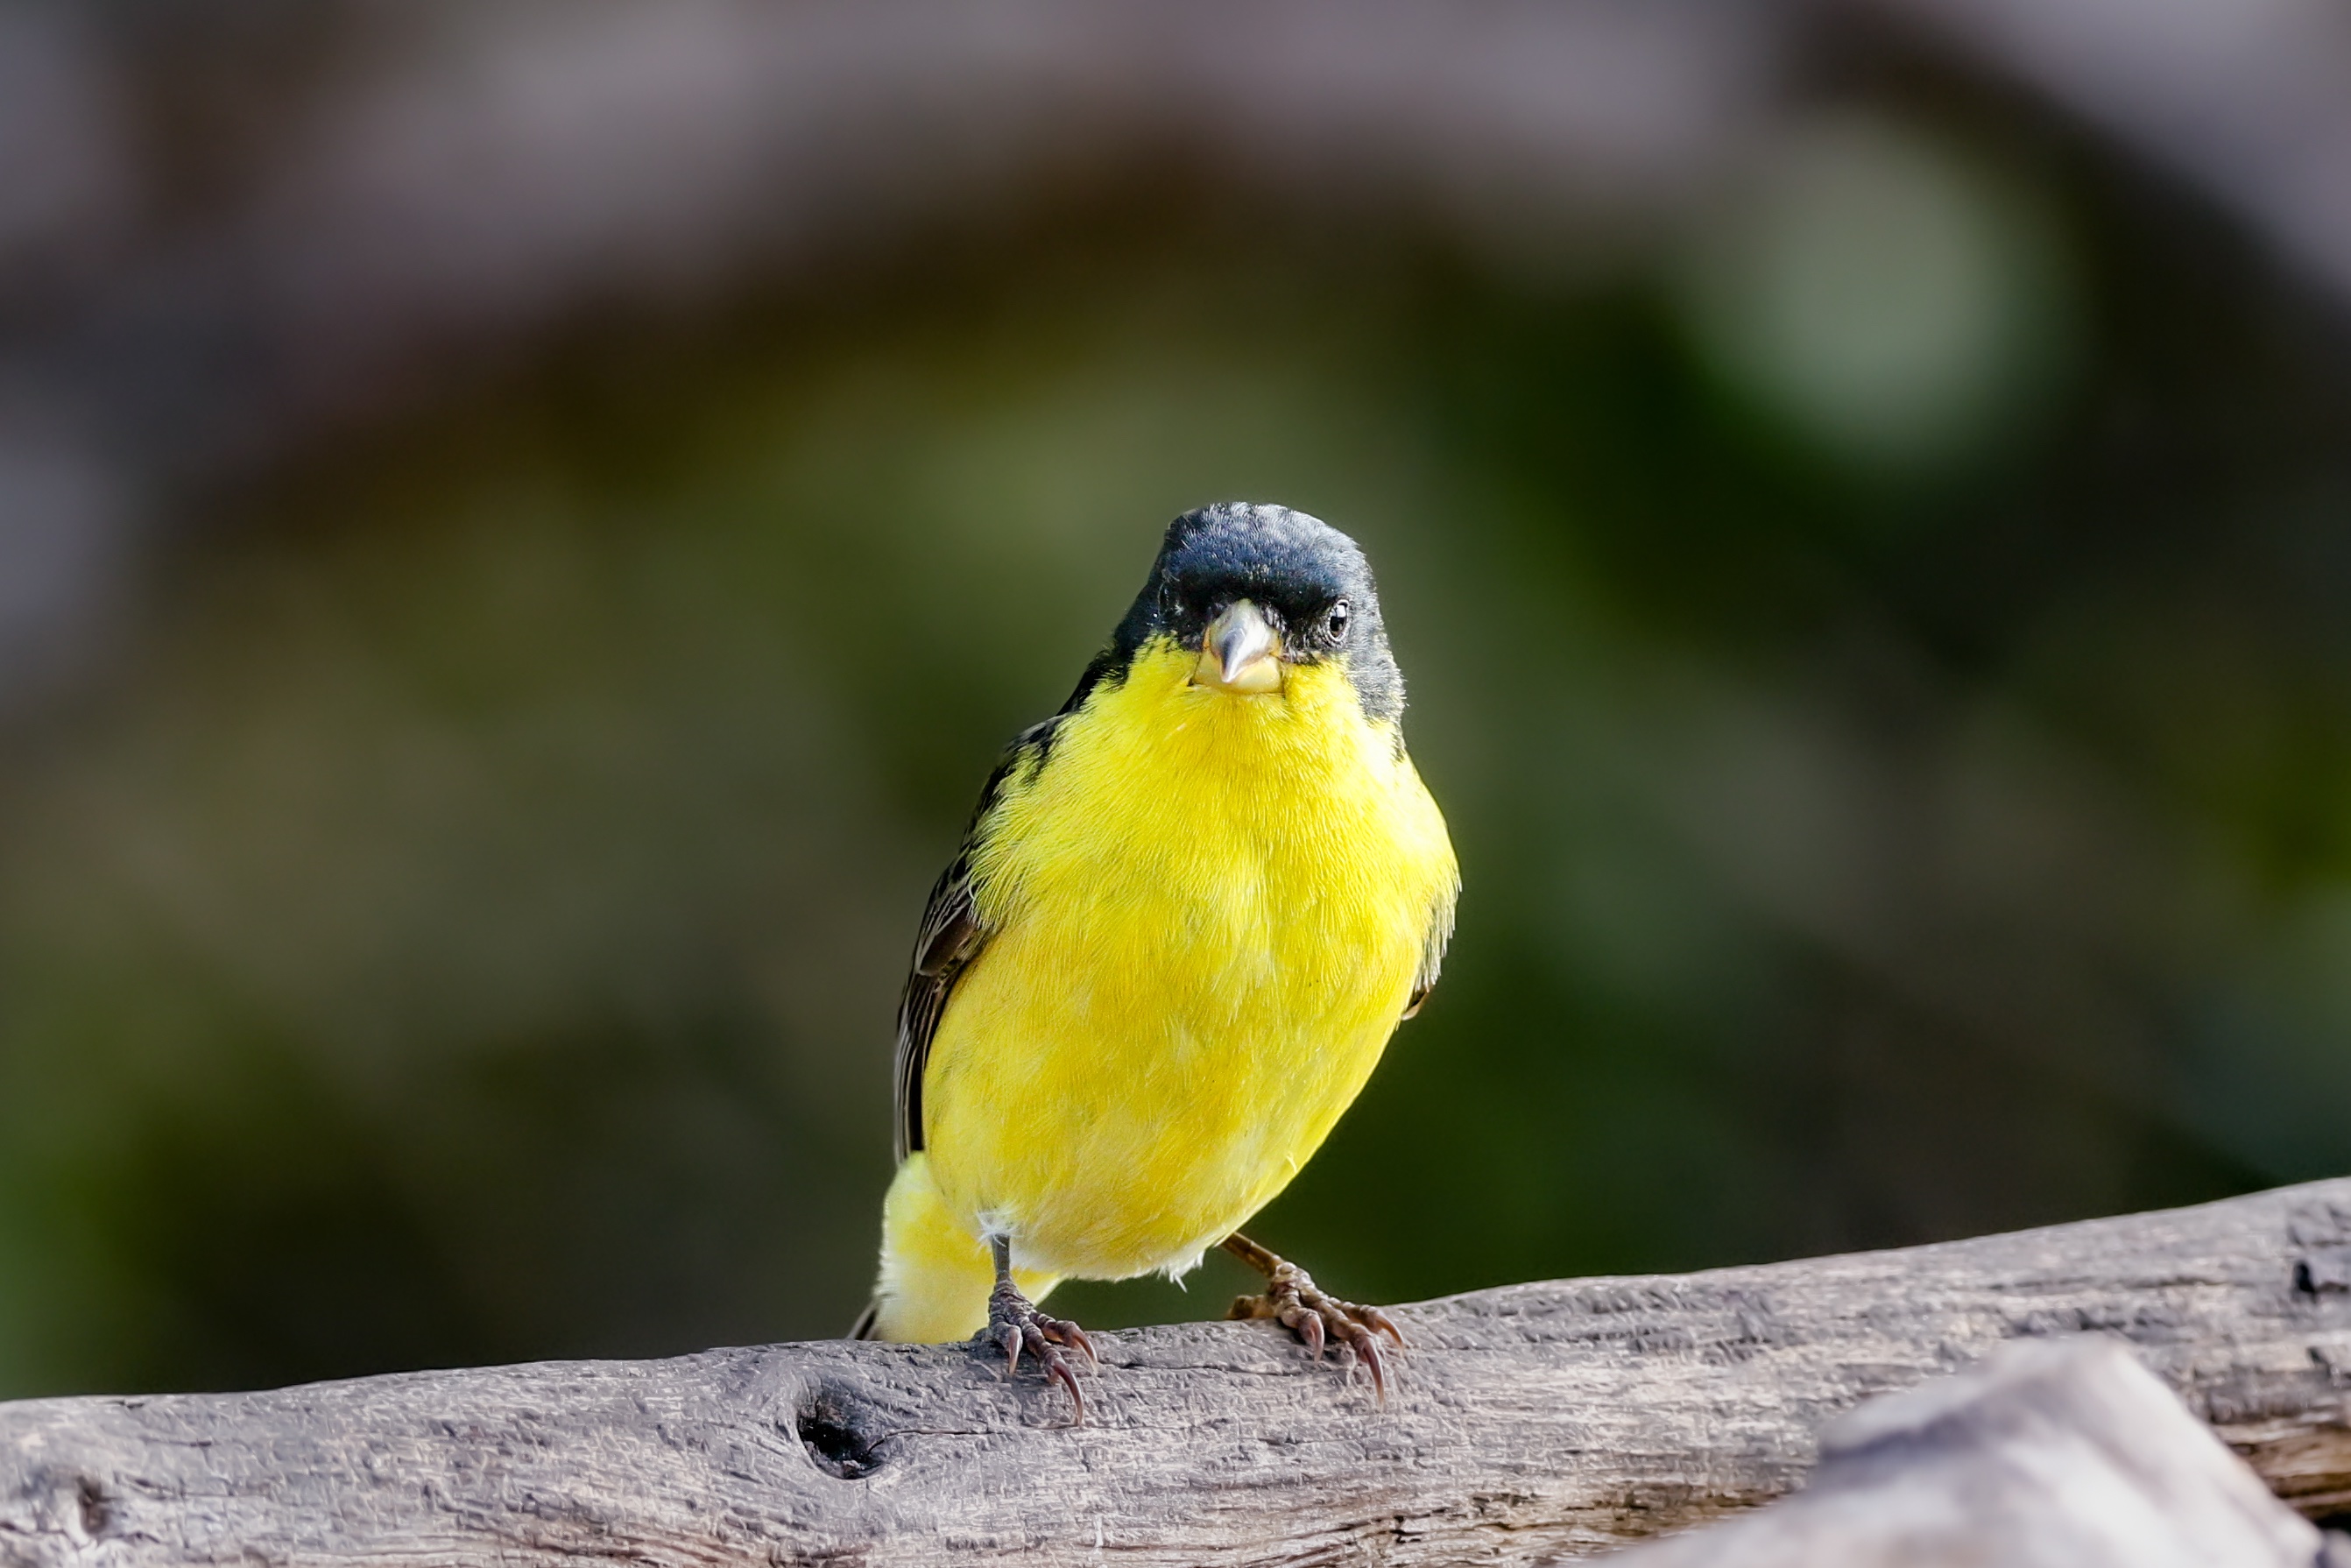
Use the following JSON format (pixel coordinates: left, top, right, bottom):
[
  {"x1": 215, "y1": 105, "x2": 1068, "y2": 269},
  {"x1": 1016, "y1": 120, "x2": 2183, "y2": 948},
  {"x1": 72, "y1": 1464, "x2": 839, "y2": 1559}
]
[
  {"x1": 1044, "y1": 1349, "x2": 1086, "y2": 1424},
  {"x1": 1295, "y1": 1306, "x2": 1326, "y2": 1363},
  {"x1": 1042, "y1": 1317, "x2": 1100, "y2": 1371},
  {"x1": 1348, "y1": 1324, "x2": 1391, "y2": 1403}
]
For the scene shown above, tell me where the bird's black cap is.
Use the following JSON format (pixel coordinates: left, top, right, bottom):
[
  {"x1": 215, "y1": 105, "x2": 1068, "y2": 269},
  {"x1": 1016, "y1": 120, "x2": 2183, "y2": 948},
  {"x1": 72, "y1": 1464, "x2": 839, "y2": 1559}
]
[{"x1": 1080, "y1": 502, "x2": 1403, "y2": 724}]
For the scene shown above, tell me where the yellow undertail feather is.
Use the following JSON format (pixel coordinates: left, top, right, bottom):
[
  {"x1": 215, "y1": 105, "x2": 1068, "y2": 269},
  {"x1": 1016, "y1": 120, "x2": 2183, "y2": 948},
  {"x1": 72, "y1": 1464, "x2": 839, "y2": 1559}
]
[{"x1": 872, "y1": 639, "x2": 1457, "y2": 1341}]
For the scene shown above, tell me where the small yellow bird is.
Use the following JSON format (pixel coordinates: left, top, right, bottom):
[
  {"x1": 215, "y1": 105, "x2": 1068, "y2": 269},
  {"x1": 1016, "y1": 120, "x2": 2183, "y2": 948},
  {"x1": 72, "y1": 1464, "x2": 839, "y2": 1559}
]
[{"x1": 853, "y1": 503, "x2": 1458, "y2": 1419}]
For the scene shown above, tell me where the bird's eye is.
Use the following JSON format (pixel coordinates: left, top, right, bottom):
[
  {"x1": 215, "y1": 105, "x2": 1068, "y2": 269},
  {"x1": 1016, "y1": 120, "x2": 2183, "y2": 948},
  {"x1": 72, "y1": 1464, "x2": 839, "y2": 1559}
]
[{"x1": 1324, "y1": 599, "x2": 1352, "y2": 641}]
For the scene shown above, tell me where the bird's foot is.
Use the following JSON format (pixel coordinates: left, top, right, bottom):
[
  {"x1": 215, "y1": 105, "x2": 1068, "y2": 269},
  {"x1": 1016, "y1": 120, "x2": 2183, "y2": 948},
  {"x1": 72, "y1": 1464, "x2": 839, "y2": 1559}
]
[
  {"x1": 1227, "y1": 1257, "x2": 1404, "y2": 1401},
  {"x1": 979, "y1": 1276, "x2": 1096, "y2": 1424}
]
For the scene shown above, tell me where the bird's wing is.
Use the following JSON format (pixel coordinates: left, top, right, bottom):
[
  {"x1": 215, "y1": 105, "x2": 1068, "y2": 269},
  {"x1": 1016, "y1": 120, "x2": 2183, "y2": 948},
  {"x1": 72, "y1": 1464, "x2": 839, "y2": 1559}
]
[
  {"x1": 892, "y1": 852, "x2": 984, "y2": 1162},
  {"x1": 1401, "y1": 883, "x2": 1458, "y2": 1021},
  {"x1": 892, "y1": 718, "x2": 1058, "y2": 1163}
]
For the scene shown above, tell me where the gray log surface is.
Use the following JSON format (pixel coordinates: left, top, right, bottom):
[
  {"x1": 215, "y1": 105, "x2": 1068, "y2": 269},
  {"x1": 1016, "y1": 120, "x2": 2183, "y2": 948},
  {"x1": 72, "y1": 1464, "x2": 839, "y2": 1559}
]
[
  {"x1": 1608, "y1": 1337, "x2": 2331, "y2": 1567},
  {"x1": 7, "y1": 1179, "x2": 2351, "y2": 1567}
]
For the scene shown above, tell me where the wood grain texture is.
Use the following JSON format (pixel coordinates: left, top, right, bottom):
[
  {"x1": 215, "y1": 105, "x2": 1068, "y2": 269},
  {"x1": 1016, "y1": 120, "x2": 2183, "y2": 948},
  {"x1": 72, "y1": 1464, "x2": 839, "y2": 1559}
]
[
  {"x1": 7, "y1": 1178, "x2": 2351, "y2": 1566},
  {"x1": 1608, "y1": 1337, "x2": 2330, "y2": 1566}
]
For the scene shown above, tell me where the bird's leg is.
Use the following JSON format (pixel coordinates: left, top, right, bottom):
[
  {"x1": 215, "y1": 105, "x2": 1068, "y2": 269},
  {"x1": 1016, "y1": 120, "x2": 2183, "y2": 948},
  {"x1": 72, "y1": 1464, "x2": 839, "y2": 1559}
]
[
  {"x1": 979, "y1": 1234, "x2": 1095, "y2": 1424},
  {"x1": 1222, "y1": 1232, "x2": 1404, "y2": 1401}
]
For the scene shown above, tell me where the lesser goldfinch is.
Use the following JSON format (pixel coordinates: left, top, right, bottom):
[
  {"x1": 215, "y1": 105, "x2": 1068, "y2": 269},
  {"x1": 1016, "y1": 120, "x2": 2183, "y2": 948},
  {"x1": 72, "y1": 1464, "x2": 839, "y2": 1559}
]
[{"x1": 853, "y1": 503, "x2": 1458, "y2": 1420}]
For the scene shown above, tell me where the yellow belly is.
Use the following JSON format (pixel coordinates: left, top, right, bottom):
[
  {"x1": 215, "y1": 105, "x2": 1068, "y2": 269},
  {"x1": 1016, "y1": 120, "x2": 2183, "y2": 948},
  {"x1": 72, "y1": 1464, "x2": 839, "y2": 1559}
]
[{"x1": 920, "y1": 642, "x2": 1456, "y2": 1282}]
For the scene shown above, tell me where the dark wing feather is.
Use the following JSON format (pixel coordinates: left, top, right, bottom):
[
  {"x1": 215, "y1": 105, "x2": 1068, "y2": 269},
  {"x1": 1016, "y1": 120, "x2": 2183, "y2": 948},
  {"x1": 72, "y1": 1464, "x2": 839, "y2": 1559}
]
[
  {"x1": 892, "y1": 717, "x2": 1061, "y2": 1163},
  {"x1": 893, "y1": 851, "x2": 985, "y2": 1162},
  {"x1": 1401, "y1": 880, "x2": 1458, "y2": 1021}
]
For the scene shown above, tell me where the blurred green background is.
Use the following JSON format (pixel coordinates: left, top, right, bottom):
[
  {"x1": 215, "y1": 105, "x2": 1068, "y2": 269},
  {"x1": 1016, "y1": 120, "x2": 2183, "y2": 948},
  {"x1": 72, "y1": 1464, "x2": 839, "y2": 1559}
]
[{"x1": 4, "y1": 6, "x2": 2351, "y2": 1399}]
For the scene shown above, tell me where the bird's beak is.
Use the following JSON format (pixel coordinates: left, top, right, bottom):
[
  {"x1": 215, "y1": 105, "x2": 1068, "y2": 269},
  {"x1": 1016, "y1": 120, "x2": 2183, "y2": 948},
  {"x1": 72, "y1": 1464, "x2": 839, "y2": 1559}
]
[{"x1": 1193, "y1": 600, "x2": 1283, "y2": 694}]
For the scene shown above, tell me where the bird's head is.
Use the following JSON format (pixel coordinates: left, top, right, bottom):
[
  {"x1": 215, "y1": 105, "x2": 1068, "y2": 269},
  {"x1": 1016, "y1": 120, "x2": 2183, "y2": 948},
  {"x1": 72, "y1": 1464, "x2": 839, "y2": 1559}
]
[{"x1": 1100, "y1": 503, "x2": 1402, "y2": 724}]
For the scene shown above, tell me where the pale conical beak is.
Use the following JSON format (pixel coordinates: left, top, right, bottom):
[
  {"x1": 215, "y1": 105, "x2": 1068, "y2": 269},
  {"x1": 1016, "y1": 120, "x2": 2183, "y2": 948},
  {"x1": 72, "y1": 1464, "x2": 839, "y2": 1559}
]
[{"x1": 1192, "y1": 600, "x2": 1283, "y2": 694}]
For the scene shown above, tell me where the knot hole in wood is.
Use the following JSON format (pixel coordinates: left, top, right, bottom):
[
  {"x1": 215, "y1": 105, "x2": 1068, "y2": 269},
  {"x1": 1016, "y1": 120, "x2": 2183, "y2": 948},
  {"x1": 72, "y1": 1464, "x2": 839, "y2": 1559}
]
[{"x1": 794, "y1": 1384, "x2": 891, "y2": 1480}]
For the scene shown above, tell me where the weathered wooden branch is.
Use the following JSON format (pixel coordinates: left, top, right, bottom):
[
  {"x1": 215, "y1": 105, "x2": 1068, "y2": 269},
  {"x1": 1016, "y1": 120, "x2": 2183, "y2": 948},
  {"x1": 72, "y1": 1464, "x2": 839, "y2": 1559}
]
[
  {"x1": 1610, "y1": 1337, "x2": 2334, "y2": 1566},
  {"x1": 5, "y1": 1178, "x2": 2351, "y2": 1566}
]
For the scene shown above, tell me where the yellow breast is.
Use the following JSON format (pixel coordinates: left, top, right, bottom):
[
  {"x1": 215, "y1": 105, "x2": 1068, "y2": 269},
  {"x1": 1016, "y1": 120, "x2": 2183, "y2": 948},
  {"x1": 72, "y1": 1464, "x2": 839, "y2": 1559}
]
[{"x1": 919, "y1": 639, "x2": 1457, "y2": 1282}]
